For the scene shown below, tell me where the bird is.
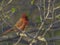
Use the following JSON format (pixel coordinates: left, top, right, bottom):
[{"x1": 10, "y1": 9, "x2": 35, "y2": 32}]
[
  {"x1": 2, "y1": 13, "x2": 29, "y2": 35},
  {"x1": 15, "y1": 13, "x2": 29, "y2": 30}
]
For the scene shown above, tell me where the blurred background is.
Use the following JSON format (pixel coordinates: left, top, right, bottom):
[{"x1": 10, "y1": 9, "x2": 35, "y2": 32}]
[{"x1": 0, "y1": 0, "x2": 60, "y2": 45}]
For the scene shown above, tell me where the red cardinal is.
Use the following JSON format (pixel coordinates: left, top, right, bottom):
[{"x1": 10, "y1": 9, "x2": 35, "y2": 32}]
[
  {"x1": 2, "y1": 13, "x2": 29, "y2": 35},
  {"x1": 15, "y1": 13, "x2": 29, "y2": 30}
]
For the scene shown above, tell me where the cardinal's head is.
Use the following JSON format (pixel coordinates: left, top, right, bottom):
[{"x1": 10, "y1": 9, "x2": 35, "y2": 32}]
[{"x1": 21, "y1": 13, "x2": 29, "y2": 21}]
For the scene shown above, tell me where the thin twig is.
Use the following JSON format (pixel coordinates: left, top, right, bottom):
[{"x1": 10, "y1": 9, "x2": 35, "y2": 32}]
[{"x1": 14, "y1": 36, "x2": 22, "y2": 45}]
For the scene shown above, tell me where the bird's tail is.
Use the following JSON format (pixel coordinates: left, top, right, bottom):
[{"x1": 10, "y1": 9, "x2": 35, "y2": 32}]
[{"x1": 1, "y1": 27, "x2": 14, "y2": 36}]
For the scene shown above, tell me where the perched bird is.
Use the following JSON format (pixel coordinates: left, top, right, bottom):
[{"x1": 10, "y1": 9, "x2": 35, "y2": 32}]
[
  {"x1": 15, "y1": 13, "x2": 29, "y2": 30},
  {"x1": 2, "y1": 13, "x2": 29, "y2": 35}
]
